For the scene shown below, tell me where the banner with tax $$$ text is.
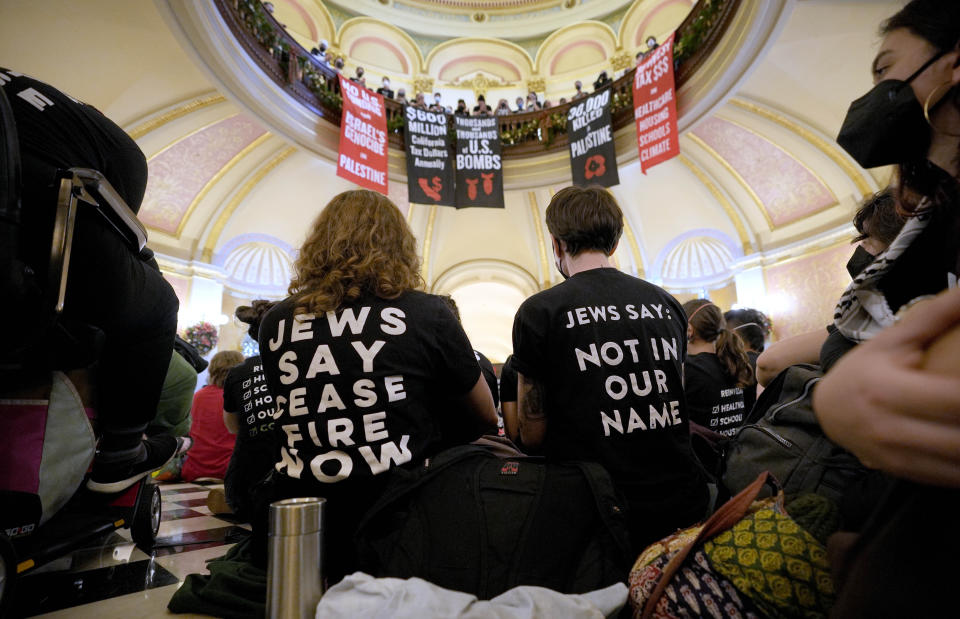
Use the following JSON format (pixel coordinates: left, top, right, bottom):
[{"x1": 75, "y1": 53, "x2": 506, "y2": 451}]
[
  {"x1": 337, "y1": 75, "x2": 389, "y2": 194},
  {"x1": 633, "y1": 32, "x2": 680, "y2": 174},
  {"x1": 566, "y1": 88, "x2": 619, "y2": 188}
]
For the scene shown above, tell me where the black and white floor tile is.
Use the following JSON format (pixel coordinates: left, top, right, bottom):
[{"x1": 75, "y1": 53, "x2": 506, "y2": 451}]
[{"x1": 11, "y1": 482, "x2": 249, "y2": 618}]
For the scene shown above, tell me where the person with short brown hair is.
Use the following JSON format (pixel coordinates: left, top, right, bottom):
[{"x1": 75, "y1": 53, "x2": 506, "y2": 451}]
[
  {"x1": 255, "y1": 189, "x2": 497, "y2": 579},
  {"x1": 181, "y1": 350, "x2": 244, "y2": 482},
  {"x1": 511, "y1": 185, "x2": 707, "y2": 555}
]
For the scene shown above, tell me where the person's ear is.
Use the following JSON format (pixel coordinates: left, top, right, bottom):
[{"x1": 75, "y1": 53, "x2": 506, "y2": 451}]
[
  {"x1": 551, "y1": 236, "x2": 563, "y2": 258},
  {"x1": 687, "y1": 324, "x2": 694, "y2": 341}
]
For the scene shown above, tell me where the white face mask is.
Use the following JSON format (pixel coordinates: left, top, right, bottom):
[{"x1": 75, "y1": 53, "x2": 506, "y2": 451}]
[{"x1": 435, "y1": 96, "x2": 441, "y2": 103}]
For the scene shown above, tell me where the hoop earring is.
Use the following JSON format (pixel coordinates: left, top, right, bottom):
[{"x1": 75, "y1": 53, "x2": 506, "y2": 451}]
[{"x1": 923, "y1": 82, "x2": 960, "y2": 137}]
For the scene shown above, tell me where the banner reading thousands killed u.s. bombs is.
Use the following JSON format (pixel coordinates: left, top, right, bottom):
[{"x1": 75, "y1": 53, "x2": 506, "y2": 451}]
[
  {"x1": 454, "y1": 114, "x2": 504, "y2": 208},
  {"x1": 336, "y1": 75, "x2": 388, "y2": 194},
  {"x1": 566, "y1": 88, "x2": 619, "y2": 188},
  {"x1": 403, "y1": 106, "x2": 455, "y2": 206}
]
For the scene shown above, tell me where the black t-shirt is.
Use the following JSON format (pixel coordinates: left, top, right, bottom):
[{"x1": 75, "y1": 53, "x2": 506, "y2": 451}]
[
  {"x1": 223, "y1": 356, "x2": 276, "y2": 445},
  {"x1": 499, "y1": 354, "x2": 518, "y2": 404},
  {"x1": 258, "y1": 291, "x2": 481, "y2": 485},
  {"x1": 511, "y1": 268, "x2": 701, "y2": 494},
  {"x1": 1, "y1": 68, "x2": 148, "y2": 270},
  {"x1": 879, "y1": 164, "x2": 960, "y2": 312},
  {"x1": 0, "y1": 68, "x2": 148, "y2": 214},
  {"x1": 744, "y1": 350, "x2": 758, "y2": 415},
  {"x1": 684, "y1": 353, "x2": 748, "y2": 437},
  {"x1": 821, "y1": 324, "x2": 857, "y2": 372},
  {"x1": 222, "y1": 355, "x2": 278, "y2": 496},
  {"x1": 475, "y1": 350, "x2": 499, "y2": 410}
]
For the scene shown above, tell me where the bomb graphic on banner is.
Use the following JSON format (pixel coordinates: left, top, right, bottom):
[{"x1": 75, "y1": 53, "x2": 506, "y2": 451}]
[{"x1": 454, "y1": 115, "x2": 504, "y2": 209}]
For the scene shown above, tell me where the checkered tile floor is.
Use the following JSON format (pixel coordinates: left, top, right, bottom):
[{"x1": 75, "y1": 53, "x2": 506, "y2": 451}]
[{"x1": 11, "y1": 482, "x2": 249, "y2": 618}]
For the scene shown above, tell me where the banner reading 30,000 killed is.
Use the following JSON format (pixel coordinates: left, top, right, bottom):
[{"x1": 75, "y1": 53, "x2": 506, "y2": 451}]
[{"x1": 566, "y1": 88, "x2": 619, "y2": 188}]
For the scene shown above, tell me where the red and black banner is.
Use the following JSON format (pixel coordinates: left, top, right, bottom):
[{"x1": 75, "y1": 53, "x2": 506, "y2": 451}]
[
  {"x1": 403, "y1": 106, "x2": 455, "y2": 206},
  {"x1": 454, "y1": 115, "x2": 504, "y2": 208},
  {"x1": 566, "y1": 88, "x2": 619, "y2": 188},
  {"x1": 633, "y1": 32, "x2": 679, "y2": 174},
  {"x1": 337, "y1": 76, "x2": 389, "y2": 194}
]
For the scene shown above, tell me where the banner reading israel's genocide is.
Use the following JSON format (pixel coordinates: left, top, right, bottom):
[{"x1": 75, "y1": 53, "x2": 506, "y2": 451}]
[
  {"x1": 337, "y1": 76, "x2": 388, "y2": 194},
  {"x1": 567, "y1": 88, "x2": 619, "y2": 188},
  {"x1": 454, "y1": 114, "x2": 504, "y2": 208},
  {"x1": 403, "y1": 106, "x2": 455, "y2": 206},
  {"x1": 633, "y1": 32, "x2": 680, "y2": 174}
]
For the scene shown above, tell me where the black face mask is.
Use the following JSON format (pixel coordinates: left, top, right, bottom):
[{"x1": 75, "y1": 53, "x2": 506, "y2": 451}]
[
  {"x1": 837, "y1": 51, "x2": 945, "y2": 169},
  {"x1": 846, "y1": 244, "x2": 876, "y2": 279}
]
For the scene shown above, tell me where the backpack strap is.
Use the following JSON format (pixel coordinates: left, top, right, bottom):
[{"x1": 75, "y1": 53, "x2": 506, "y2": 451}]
[{"x1": 641, "y1": 472, "x2": 779, "y2": 619}]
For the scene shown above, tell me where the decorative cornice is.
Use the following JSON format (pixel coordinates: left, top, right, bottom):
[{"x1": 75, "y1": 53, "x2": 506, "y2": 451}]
[
  {"x1": 729, "y1": 97, "x2": 876, "y2": 198},
  {"x1": 200, "y1": 146, "x2": 297, "y2": 262},
  {"x1": 176, "y1": 132, "x2": 274, "y2": 238},
  {"x1": 677, "y1": 152, "x2": 753, "y2": 253},
  {"x1": 126, "y1": 93, "x2": 226, "y2": 140}
]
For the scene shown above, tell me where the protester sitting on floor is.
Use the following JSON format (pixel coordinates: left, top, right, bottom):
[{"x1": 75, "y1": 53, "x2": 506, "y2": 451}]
[
  {"x1": 439, "y1": 295, "x2": 501, "y2": 432},
  {"x1": 205, "y1": 301, "x2": 280, "y2": 518},
  {"x1": 813, "y1": 2, "x2": 960, "y2": 613},
  {"x1": 253, "y1": 189, "x2": 498, "y2": 579},
  {"x1": 682, "y1": 299, "x2": 756, "y2": 436},
  {"x1": 510, "y1": 185, "x2": 708, "y2": 554},
  {"x1": 180, "y1": 350, "x2": 244, "y2": 482},
  {"x1": 499, "y1": 354, "x2": 519, "y2": 443},
  {"x1": 723, "y1": 306, "x2": 770, "y2": 410},
  {"x1": 0, "y1": 68, "x2": 187, "y2": 494},
  {"x1": 756, "y1": 190, "x2": 904, "y2": 385}
]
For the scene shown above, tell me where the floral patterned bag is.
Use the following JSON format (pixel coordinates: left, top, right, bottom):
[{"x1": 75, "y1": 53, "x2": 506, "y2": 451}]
[{"x1": 628, "y1": 473, "x2": 836, "y2": 619}]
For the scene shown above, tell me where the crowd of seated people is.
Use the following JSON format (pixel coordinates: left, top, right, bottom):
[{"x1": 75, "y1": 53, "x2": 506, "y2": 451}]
[{"x1": 5, "y1": 0, "x2": 960, "y2": 615}]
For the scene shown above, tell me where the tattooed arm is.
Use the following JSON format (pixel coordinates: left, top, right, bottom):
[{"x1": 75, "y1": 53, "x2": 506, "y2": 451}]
[{"x1": 517, "y1": 372, "x2": 547, "y2": 448}]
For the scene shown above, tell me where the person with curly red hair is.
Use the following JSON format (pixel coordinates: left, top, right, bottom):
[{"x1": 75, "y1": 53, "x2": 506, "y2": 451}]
[{"x1": 252, "y1": 189, "x2": 497, "y2": 579}]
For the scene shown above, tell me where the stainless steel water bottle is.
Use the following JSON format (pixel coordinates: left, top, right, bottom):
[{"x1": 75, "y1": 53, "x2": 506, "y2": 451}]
[{"x1": 266, "y1": 497, "x2": 326, "y2": 619}]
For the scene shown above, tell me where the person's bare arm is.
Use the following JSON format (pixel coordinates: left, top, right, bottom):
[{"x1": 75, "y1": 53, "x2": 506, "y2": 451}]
[
  {"x1": 517, "y1": 373, "x2": 547, "y2": 448},
  {"x1": 454, "y1": 374, "x2": 499, "y2": 438},
  {"x1": 756, "y1": 329, "x2": 828, "y2": 386},
  {"x1": 813, "y1": 288, "x2": 960, "y2": 487},
  {"x1": 502, "y1": 401, "x2": 519, "y2": 442},
  {"x1": 222, "y1": 410, "x2": 239, "y2": 434}
]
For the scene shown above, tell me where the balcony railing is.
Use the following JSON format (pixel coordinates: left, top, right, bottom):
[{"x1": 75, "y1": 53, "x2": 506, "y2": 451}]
[{"x1": 216, "y1": 0, "x2": 739, "y2": 158}]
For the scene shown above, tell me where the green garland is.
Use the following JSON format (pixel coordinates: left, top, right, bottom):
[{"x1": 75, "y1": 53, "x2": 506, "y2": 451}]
[{"x1": 231, "y1": 0, "x2": 726, "y2": 149}]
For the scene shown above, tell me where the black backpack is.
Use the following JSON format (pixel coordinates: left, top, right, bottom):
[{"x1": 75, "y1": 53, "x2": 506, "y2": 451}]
[
  {"x1": 355, "y1": 445, "x2": 632, "y2": 599},
  {"x1": 722, "y1": 364, "x2": 868, "y2": 504}
]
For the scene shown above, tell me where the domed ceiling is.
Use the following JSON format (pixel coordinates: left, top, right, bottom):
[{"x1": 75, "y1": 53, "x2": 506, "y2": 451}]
[{"x1": 2, "y1": 0, "x2": 900, "y2": 359}]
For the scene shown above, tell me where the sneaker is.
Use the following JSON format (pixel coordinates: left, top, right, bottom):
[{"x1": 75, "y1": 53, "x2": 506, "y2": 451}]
[{"x1": 87, "y1": 435, "x2": 187, "y2": 493}]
